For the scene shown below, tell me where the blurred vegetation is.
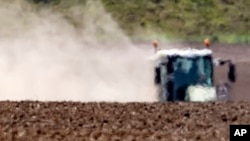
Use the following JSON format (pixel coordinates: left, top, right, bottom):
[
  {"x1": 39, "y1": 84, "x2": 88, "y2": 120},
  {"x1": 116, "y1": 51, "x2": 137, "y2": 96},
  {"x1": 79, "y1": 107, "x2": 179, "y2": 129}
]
[
  {"x1": 27, "y1": 0, "x2": 250, "y2": 43},
  {"x1": 101, "y1": 0, "x2": 250, "y2": 43},
  {"x1": 28, "y1": 0, "x2": 87, "y2": 29}
]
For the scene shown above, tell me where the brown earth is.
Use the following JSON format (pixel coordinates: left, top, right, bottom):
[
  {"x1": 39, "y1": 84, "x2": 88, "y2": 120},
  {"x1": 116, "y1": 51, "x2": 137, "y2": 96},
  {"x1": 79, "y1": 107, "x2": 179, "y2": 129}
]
[
  {"x1": 0, "y1": 43, "x2": 250, "y2": 141},
  {"x1": 1, "y1": 101, "x2": 250, "y2": 141}
]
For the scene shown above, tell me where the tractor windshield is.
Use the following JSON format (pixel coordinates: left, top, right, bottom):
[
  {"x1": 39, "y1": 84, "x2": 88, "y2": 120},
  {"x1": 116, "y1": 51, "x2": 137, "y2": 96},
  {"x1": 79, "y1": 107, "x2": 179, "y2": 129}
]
[{"x1": 174, "y1": 55, "x2": 213, "y2": 87}]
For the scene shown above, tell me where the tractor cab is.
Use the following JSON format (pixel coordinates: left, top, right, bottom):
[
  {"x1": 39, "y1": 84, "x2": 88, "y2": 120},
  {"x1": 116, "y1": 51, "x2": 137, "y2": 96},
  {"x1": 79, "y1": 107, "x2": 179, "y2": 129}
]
[{"x1": 154, "y1": 48, "x2": 217, "y2": 102}]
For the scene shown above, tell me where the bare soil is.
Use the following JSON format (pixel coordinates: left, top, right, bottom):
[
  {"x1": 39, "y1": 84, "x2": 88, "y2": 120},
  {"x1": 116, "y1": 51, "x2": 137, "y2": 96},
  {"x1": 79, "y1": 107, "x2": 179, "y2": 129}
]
[
  {"x1": 0, "y1": 43, "x2": 250, "y2": 141},
  {"x1": 0, "y1": 101, "x2": 250, "y2": 141}
]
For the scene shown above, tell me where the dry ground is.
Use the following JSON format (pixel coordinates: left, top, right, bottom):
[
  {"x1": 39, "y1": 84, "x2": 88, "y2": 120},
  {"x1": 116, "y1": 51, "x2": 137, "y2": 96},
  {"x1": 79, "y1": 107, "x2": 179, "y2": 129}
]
[{"x1": 1, "y1": 101, "x2": 250, "y2": 141}]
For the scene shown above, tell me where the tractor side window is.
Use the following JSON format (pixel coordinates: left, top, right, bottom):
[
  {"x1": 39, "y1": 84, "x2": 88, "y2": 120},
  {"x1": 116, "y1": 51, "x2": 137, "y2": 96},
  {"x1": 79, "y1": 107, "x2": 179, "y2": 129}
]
[{"x1": 204, "y1": 56, "x2": 213, "y2": 86}]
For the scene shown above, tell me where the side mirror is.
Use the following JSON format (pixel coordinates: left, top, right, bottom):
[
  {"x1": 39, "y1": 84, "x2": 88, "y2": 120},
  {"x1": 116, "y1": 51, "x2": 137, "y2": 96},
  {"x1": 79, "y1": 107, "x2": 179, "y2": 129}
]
[
  {"x1": 154, "y1": 66, "x2": 161, "y2": 85},
  {"x1": 228, "y1": 62, "x2": 236, "y2": 83}
]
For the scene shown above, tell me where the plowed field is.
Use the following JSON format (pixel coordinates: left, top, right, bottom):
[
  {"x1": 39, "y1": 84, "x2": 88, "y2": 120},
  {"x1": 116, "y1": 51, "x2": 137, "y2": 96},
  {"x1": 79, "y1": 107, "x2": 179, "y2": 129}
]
[{"x1": 0, "y1": 101, "x2": 250, "y2": 141}]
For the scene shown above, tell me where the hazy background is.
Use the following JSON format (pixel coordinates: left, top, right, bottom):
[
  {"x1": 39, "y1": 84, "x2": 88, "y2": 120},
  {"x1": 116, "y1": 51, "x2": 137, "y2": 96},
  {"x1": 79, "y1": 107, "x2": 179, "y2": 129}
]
[{"x1": 0, "y1": 0, "x2": 159, "y2": 102}]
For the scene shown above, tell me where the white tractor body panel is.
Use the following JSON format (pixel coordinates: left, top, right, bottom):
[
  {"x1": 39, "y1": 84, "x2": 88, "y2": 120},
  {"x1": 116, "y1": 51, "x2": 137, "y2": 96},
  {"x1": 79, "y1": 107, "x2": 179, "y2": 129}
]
[
  {"x1": 152, "y1": 48, "x2": 212, "y2": 61},
  {"x1": 186, "y1": 85, "x2": 217, "y2": 102}
]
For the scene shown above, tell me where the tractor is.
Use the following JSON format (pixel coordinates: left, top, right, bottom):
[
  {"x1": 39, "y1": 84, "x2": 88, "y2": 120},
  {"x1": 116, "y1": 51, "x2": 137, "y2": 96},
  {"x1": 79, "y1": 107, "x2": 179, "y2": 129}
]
[{"x1": 152, "y1": 40, "x2": 236, "y2": 102}]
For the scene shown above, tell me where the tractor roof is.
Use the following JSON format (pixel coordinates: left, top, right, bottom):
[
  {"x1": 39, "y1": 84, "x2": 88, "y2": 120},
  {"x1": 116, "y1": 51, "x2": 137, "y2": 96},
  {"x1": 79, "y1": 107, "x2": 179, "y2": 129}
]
[{"x1": 155, "y1": 48, "x2": 212, "y2": 60}]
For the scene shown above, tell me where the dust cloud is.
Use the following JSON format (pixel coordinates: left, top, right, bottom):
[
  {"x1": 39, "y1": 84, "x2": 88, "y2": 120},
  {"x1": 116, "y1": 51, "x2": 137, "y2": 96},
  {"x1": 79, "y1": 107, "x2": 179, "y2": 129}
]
[{"x1": 0, "y1": 0, "x2": 158, "y2": 102}]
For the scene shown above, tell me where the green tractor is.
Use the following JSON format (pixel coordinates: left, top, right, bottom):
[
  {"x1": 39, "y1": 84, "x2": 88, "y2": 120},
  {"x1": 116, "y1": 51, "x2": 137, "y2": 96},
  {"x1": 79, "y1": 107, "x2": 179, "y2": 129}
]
[{"x1": 152, "y1": 42, "x2": 236, "y2": 102}]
